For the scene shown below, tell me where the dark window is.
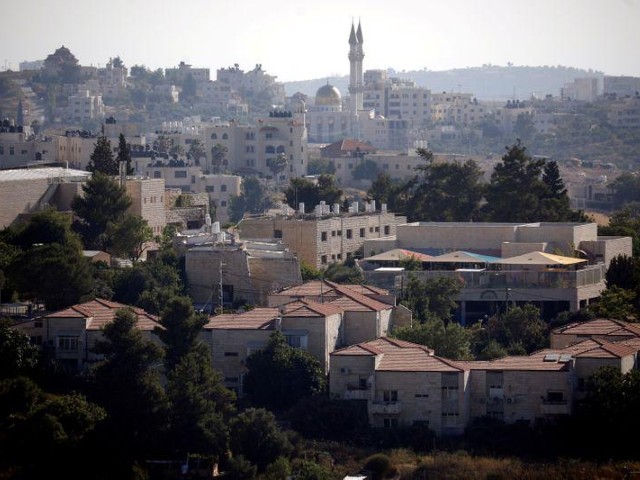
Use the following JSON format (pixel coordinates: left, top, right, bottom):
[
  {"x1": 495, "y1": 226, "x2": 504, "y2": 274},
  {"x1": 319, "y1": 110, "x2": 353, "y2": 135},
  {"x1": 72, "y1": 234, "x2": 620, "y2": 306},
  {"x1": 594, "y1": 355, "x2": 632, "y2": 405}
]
[
  {"x1": 360, "y1": 228, "x2": 365, "y2": 237},
  {"x1": 346, "y1": 229, "x2": 353, "y2": 239},
  {"x1": 224, "y1": 352, "x2": 239, "y2": 357},
  {"x1": 321, "y1": 231, "x2": 328, "y2": 241},
  {"x1": 274, "y1": 229, "x2": 283, "y2": 239},
  {"x1": 384, "y1": 225, "x2": 390, "y2": 235}
]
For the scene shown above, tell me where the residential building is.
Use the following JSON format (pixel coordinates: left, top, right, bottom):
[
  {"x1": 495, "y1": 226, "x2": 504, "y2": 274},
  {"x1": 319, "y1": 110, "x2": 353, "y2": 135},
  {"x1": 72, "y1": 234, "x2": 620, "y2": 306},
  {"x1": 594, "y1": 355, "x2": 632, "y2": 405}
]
[
  {"x1": 202, "y1": 300, "x2": 343, "y2": 393},
  {"x1": 238, "y1": 205, "x2": 407, "y2": 269},
  {"x1": 330, "y1": 337, "x2": 576, "y2": 436},
  {"x1": 268, "y1": 280, "x2": 397, "y2": 346},
  {"x1": 183, "y1": 231, "x2": 302, "y2": 308},
  {"x1": 124, "y1": 177, "x2": 167, "y2": 238},
  {"x1": 603, "y1": 75, "x2": 640, "y2": 98},
  {"x1": 607, "y1": 97, "x2": 640, "y2": 128},
  {"x1": 165, "y1": 61, "x2": 211, "y2": 85},
  {"x1": 0, "y1": 121, "x2": 56, "y2": 169},
  {"x1": 560, "y1": 77, "x2": 599, "y2": 102},
  {"x1": 67, "y1": 89, "x2": 105, "y2": 123},
  {"x1": 0, "y1": 166, "x2": 90, "y2": 228},
  {"x1": 13, "y1": 298, "x2": 163, "y2": 372},
  {"x1": 362, "y1": 222, "x2": 632, "y2": 322}
]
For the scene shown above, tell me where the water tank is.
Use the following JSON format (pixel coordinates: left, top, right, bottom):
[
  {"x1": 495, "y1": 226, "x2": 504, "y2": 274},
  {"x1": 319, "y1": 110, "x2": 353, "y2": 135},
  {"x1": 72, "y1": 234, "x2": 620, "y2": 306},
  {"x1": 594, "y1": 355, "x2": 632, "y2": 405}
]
[
  {"x1": 332, "y1": 203, "x2": 340, "y2": 214},
  {"x1": 352, "y1": 202, "x2": 359, "y2": 213},
  {"x1": 205, "y1": 214, "x2": 212, "y2": 227},
  {"x1": 299, "y1": 202, "x2": 305, "y2": 214},
  {"x1": 211, "y1": 221, "x2": 220, "y2": 234}
]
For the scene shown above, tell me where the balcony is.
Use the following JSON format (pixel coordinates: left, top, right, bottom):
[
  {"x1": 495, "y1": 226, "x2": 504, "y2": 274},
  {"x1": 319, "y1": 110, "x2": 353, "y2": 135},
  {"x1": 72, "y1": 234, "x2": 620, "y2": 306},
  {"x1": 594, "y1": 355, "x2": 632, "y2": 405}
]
[
  {"x1": 370, "y1": 401, "x2": 402, "y2": 415},
  {"x1": 540, "y1": 400, "x2": 570, "y2": 415},
  {"x1": 344, "y1": 389, "x2": 372, "y2": 400}
]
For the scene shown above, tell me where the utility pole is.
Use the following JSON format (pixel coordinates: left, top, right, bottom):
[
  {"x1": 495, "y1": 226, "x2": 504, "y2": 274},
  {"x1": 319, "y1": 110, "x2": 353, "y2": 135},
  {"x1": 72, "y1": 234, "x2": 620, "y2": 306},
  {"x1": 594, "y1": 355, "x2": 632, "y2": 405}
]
[{"x1": 218, "y1": 261, "x2": 226, "y2": 314}]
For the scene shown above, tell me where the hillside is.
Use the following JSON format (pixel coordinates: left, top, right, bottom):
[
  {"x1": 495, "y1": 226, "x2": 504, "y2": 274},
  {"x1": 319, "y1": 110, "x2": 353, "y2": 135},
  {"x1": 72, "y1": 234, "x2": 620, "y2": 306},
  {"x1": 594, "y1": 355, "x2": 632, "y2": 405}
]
[{"x1": 284, "y1": 65, "x2": 604, "y2": 101}]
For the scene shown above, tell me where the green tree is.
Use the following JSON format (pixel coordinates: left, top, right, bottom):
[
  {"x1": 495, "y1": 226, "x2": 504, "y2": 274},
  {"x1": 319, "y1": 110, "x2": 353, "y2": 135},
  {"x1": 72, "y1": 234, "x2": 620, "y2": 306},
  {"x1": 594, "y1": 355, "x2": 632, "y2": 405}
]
[
  {"x1": 244, "y1": 331, "x2": 326, "y2": 410},
  {"x1": 605, "y1": 254, "x2": 640, "y2": 290},
  {"x1": 589, "y1": 285, "x2": 636, "y2": 321},
  {"x1": 229, "y1": 407, "x2": 293, "y2": 472},
  {"x1": 293, "y1": 459, "x2": 332, "y2": 480},
  {"x1": 392, "y1": 318, "x2": 472, "y2": 360},
  {"x1": 106, "y1": 213, "x2": 153, "y2": 261},
  {"x1": 211, "y1": 143, "x2": 228, "y2": 174},
  {"x1": 0, "y1": 320, "x2": 40, "y2": 379},
  {"x1": 71, "y1": 172, "x2": 132, "y2": 250},
  {"x1": 189, "y1": 138, "x2": 207, "y2": 166},
  {"x1": 323, "y1": 260, "x2": 364, "y2": 284},
  {"x1": 88, "y1": 307, "x2": 169, "y2": 472},
  {"x1": 352, "y1": 158, "x2": 380, "y2": 181},
  {"x1": 599, "y1": 205, "x2": 640, "y2": 257},
  {"x1": 264, "y1": 457, "x2": 292, "y2": 480},
  {"x1": 8, "y1": 242, "x2": 93, "y2": 311},
  {"x1": 224, "y1": 455, "x2": 258, "y2": 480},
  {"x1": 538, "y1": 160, "x2": 587, "y2": 222},
  {"x1": 480, "y1": 140, "x2": 546, "y2": 222},
  {"x1": 400, "y1": 275, "x2": 463, "y2": 323},
  {"x1": 409, "y1": 148, "x2": 485, "y2": 221},
  {"x1": 181, "y1": 73, "x2": 198, "y2": 106},
  {"x1": 283, "y1": 175, "x2": 343, "y2": 210},
  {"x1": 487, "y1": 304, "x2": 548, "y2": 353},
  {"x1": 228, "y1": 176, "x2": 273, "y2": 223},
  {"x1": 268, "y1": 152, "x2": 288, "y2": 181},
  {"x1": 308, "y1": 158, "x2": 336, "y2": 175},
  {"x1": 87, "y1": 135, "x2": 119, "y2": 175},
  {"x1": 366, "y1": 172, "x2": 415, "y2": 217},
  {"x1": 513, "y1": 112, "x2": 536, "y2": 143},
  {"x1": 116, "y1": 133, "x2": 134, "y2": 175}
]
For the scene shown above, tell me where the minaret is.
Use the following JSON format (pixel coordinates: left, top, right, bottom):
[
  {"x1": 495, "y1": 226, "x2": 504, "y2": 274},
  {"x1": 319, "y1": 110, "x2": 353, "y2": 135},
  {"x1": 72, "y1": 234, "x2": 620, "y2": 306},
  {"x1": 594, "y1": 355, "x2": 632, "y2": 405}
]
[{"x1": 348, "y1": 19, "x2": 364, "y2": 113}]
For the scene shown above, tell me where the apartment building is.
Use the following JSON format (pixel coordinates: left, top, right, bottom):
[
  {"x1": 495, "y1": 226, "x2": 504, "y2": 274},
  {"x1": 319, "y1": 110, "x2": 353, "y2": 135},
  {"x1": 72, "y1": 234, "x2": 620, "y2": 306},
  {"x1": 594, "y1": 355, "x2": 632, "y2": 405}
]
[
  {"x1": 13, "y1": 298, "x2": 163, "y2": 372},
  {"x1": 238, "y1": 205, "x2": 407, "y2": 269},
  {"x1": 0, "y1": 166, "x2": 90, "y2": 228},
  {"x1": 362, "y1": 221, "x2": 632, "y2": 322},
  {"x1": 0, "y1": 122, "x2": 56, "y2": 169},
  {"x1": 124, "y1": 177, "x2": 167, "y2": 238},
  {"x1": 202, "y1": 300, "x2": 343, "y2": 393}
]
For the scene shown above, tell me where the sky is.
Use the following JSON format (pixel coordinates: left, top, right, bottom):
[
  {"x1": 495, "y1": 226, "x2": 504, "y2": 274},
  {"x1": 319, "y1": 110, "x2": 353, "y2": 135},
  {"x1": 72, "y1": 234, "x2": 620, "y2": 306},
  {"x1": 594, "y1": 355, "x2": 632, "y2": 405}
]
[{"x1": 2, "y1": 0, "x2": 639, "y2": 82}]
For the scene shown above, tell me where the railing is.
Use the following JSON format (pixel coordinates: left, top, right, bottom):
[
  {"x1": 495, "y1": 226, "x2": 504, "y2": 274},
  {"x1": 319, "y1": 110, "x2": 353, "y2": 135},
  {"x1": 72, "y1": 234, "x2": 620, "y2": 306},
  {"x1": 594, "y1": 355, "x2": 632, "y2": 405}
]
[
  {"x1": 540, "y1": 400, "x2": 570, "y2": 415},
  {"x1": 364, "y1": 264, "x2": 606, "y2": 291},
  {"x1": 370, "y1": 401, "x2": 402, "y2": 414}
]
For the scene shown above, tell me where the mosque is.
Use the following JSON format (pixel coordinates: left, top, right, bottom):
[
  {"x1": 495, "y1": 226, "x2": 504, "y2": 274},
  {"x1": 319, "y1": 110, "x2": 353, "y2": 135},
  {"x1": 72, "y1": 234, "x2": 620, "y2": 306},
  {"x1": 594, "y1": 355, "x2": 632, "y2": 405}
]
[{"x1": 304, "y1": 21, "x2": 433, "y2": 150}]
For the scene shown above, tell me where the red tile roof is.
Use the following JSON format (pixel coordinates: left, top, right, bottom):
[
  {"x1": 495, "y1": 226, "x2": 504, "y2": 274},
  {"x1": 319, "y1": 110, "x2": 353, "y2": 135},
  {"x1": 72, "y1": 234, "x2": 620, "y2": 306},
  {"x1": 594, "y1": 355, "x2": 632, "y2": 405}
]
[
  {"x1": 461, "y1": 354, "x2": 573, "y2": 372},
  {"x1": 204, "y1": 307, "x2": 280, "y2": 330},
  {"x1": 320, "y1": 138, "x2": 377, "y2": 157},
  {"x1": 552, "y1": 318, "x2": 640, "y2": 338},
  {"x1": 281, "y1": 299, "x2": 344, "y2": 317},
  {"x1": 46, "y1": 298, "x2": 161, "y2": 331},
  {"x1": 538, "y1": 338, "x2": 637, "y2": 359}
]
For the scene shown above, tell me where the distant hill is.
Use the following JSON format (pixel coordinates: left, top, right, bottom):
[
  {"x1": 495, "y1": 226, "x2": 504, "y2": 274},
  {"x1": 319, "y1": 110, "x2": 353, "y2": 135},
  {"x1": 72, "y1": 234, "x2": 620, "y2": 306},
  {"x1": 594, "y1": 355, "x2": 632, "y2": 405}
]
[{"x1": 284, "y1": 65, "x2": 604, "y2": 101}]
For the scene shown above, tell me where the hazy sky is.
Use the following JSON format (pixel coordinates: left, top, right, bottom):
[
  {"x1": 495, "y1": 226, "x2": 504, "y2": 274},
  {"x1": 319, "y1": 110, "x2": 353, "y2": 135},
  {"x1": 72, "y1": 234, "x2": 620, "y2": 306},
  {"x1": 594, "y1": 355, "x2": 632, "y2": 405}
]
[{"x1": 2, "y1": 0, "x2": 639, "y2": 82}]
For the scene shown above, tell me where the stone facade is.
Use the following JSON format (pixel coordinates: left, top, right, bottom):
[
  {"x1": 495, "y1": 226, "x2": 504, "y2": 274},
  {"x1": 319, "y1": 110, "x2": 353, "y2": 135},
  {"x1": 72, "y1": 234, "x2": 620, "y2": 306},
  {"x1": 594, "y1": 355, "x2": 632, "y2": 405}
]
[{"x1": 239, "y1": 211, "x2": 407, "y2": 269}]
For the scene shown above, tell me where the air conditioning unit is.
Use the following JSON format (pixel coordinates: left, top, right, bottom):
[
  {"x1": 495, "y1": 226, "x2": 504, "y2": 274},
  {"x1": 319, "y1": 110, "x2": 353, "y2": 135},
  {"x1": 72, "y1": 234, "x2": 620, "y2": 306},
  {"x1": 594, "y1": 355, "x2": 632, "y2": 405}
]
[{"x1": 340, "y1": 367, "x2": 350, "y2": 374}]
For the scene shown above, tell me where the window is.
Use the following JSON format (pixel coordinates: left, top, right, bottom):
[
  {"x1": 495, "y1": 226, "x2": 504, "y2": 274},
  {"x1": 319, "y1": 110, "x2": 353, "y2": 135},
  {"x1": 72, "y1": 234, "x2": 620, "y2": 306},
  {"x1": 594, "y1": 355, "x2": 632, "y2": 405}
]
[
  {"x1": 9, "y1": 147, "x2": 14, "y2": 155},
  {"x1": 30, "y1": 336, "x2": 43, "y2": 346},
  {"x1": 220, "y1": 200, "x2": 227, "y2": 207},
  {"x1": 384, "y1": 225, "x2": 390, "y2": 235},
  {"x1": 321, "y1": 255, "x2": 328, "y2": 265},
  {"x1": 211, "y1": 133, "x2": 217, "y2": 140},
  {"x1": 58, "y1": 336, "x2": 79, "y2": 352},
  {"x1": 222, "y1": 133, "x2": 228, "y2": 140},
  {"x1": 274, "y1": 229, "x2": 283, "y2": 239},
  {"x1": 174, "y1": 170, "x2": 187, "y2": 178},
  {"x1": 369, "y1": 227, "x2": 374, "y2": 233},
  {"x1": 383, "y1": 390, "x2": 398, "y2": 403},
  {"x1": 221, "y1": 184, "x2": 227, "y2": 192},
  {"x1": 224, "y1": 352, "x2": 239, "y2": 357},
  {"x1": 337, "y1": 230, "x2": 342, "y2": 236},
  {"x1": 331, "y1": 231, "x2": 336, "y2": 237},
  {"x1": 415, "y1": 393, "x2": 429, "y2": 398},
  {"x1": 34, "y1": 320, "x2": 43, "y2": 328},
  {"x1": 346, "y1": 229, "x2": 353, "y2": 239},
  {"x1": 383, "y1": 418, "x2": 398, "y2": 428},
  {"x1": 153, "y1": 171, "x2": 161, "y2": 178},
  {"x1": 359, "y1": 228, "x2": 365, "y2": 237},
  {"x1": 321, "y1": 231, "x2": 328, "y2": 241},
  {"x1": 206, "y1": 186, "x2": 214, "y2": 192}
]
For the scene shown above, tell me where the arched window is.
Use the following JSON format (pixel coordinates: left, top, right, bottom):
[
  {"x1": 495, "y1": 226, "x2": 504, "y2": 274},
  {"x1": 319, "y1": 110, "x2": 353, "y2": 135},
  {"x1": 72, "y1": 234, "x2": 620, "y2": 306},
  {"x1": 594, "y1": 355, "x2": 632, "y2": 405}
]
[
  {"x1": 222, "y1": 133, "x2": 229, "y2": 140},
  {"x1": 211, "y1": 133, "x2": 217, "y2": 140}
]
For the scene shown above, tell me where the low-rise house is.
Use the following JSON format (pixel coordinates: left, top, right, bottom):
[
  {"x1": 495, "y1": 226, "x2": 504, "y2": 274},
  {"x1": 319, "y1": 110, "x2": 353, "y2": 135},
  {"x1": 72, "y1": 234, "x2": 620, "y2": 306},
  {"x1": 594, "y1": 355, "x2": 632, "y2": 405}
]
[
  {"x1": 202, "y1": 300, "x2": 343, "y2": 394},
  {"x1": 550, "y1": 318, "x2": 640, "y2": 348},
  {"x1": 13, "y1": 298, "x2": 163, "y2": 372},
  {"x1": 269, "y1": 280, "x2": 398, "y2": 345},
  {"x1": 331, "y1": 337, "x2": 576, "y2": 435}
]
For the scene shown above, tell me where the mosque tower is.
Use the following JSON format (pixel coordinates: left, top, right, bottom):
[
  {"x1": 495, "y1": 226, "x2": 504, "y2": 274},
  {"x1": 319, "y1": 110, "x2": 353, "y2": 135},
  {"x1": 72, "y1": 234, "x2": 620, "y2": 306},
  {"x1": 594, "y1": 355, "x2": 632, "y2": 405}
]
[{"x1": 348, "y1": 19, "x2": 364, "y2": 113}]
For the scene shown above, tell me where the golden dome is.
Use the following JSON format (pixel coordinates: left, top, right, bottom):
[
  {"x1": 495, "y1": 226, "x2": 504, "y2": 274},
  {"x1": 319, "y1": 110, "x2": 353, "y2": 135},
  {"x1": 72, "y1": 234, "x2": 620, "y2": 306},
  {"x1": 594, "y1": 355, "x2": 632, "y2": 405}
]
[{"x1": 315, "y1": 83, "x2": 341, "y2": 106}]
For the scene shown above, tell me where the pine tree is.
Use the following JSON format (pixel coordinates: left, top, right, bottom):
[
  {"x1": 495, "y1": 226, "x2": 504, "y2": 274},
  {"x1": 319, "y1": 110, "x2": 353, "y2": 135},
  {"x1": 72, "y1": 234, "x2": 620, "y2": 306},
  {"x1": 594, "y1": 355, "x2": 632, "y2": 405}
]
[
  {"x1": 87, "y1": 135, "x2": 118, "y2": 175},
  {"x1": 116, "y1": 133, "x2": 134, "y2": 175}
]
